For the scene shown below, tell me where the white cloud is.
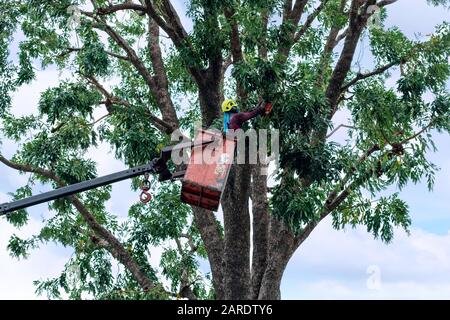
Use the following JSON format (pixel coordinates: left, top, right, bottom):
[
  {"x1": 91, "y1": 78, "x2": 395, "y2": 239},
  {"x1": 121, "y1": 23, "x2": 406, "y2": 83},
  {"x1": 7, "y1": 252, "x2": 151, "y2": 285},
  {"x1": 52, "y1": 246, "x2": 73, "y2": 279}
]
[{"x1": 282, "y1": 218, "x2": 450, "y2": 299}]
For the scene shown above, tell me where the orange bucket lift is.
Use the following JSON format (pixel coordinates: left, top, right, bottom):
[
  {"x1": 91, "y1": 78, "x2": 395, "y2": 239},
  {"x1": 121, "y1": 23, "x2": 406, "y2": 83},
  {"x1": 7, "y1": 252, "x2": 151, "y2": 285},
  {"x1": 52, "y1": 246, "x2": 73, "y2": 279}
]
[{"x1": 181, "y1": 130, "x2": 236, "y2": 211}]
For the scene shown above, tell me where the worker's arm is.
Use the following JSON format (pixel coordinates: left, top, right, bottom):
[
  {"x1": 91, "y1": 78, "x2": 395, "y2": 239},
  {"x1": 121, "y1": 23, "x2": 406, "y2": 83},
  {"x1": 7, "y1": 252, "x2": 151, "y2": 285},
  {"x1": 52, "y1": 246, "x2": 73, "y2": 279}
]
[{"x1": 228, "y1": 101, "x2": 268, "y2": 130}]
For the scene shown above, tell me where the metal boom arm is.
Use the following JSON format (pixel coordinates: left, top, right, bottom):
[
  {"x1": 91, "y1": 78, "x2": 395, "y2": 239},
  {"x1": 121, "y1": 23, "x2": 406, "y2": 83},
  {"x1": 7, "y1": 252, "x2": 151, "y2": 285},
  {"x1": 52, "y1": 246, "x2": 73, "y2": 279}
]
[
  {"x1": 0, "y1": 138, "x2": 214, "y2": 216},
  {"x1": 0, "y1": 162, "x2": 157, "y2": 216}
]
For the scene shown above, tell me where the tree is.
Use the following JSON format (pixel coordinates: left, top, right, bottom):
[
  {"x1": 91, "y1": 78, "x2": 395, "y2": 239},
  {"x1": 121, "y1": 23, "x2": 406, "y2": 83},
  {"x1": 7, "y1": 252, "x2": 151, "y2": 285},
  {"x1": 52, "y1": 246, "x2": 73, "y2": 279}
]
[{"x1": 0, "y1": 0, "x2": 449, "y2": 300}]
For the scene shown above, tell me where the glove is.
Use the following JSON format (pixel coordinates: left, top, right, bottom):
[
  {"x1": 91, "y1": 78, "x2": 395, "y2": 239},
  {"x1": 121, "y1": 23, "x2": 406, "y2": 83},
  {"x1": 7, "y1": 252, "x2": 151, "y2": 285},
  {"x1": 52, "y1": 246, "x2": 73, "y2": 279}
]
[{"x1": 264, "y1": 102, "x2": 273, "y2": 115}]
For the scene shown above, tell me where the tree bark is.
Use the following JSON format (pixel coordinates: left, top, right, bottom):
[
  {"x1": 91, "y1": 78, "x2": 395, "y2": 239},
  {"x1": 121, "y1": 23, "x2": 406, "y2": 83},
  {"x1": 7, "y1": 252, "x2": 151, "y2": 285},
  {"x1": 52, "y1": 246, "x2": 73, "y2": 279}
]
[
  {"x1": 325, "y1": 0, "x2": 372, "y2": 110},
  {"x1": 250, "y1": 164, "x2": 269, "y2": 299},
  {"x1": 192, "y1": 207, "x2": 225, "y2": 299},
  {"x1": 221, "y1": 164, "x2": 252, "y2": 299},
  {"x1": 198, "y1": 77, "x2": 222, "y2": 127},
  {"x1": 148, "y1": 18, "x2": 180, "y2": 132},
  {"x1": 258, "y1": 216, "x2": 297, "y2": 300}
]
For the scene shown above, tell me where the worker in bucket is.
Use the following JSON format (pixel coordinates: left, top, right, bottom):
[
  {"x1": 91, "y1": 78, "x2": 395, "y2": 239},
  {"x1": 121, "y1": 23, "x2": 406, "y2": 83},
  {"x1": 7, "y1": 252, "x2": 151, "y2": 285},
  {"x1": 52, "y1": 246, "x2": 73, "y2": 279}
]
[{"x1": 221, "y1": 99, "x2": 272, "y2": 133}]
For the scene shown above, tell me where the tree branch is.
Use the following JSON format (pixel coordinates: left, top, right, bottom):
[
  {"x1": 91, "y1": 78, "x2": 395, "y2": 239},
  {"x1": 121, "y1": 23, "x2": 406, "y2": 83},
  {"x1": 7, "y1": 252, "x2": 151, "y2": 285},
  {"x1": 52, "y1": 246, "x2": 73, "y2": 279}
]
[
  {"x1": 59, "y1": 47, "x2": 129, "y2": 61},
  {"x1": 180, "y1": 233, "x2": 198, "y2": 253},
  {"x1": 144, "y1": 0, "x2": 205, "y2": 87},
  {"x1": 224, "y1": 9, "x2": 244, "y2": 64},
  {"x1": 89, "y1": 112, "x2": 110, "y2": 126},
  {"x1": 295, "y1": 143, "x2": 381, "y2": 245},
  {"x1": 325, "y1": 0, "x2": 375, "y2": 111},
  {"x1": 283, "y1": 0, "x2": 293, "y2": 23},
  {"x1": 147, "y1": 17, "x2": 180, "y2": 131},
  {"x1": 101, "y1": 24, "x2": 157, "y2": 88},
  {"x1": 326, "y1": 124, "x2": 356, "y2": 139},
  {"x1": 400, "y1": 120, "x2": 435, "y2": 145},
  {"x1": 258, "y1": 9, "x2": 270, "y2": 59},
  {"x1": 315, "y1": 0, "x2": 347, "y2": 87},
  {"x1": 277, "y1": 0, "x2": 309, "y2": 58},
  {"x1": 293, "y1": 0, "x2": 330, "y2": 43},
  {"x1": 96, "y1": 3, "x2": 146, "y2": 15},
  {"x1": 143, "y1": 0, "x2": 176, "y2": 37},
  {"x1": 224, "y1": 8, "x2": 247, "y2": 100},
  {"x1": 377, "y1": 0, "x2": 398, "y2": 7},
  {"x1": 289, "y1": 0, "x2": 309, "y2": 23},
  {"x1": 160, "y1": 0, "x2": 190, "y2": 42},
  {"x1": 175, "y1": 235, "x2": 198, "y2": 300},
  {"x1": 80, "y1": 11, "x2": 160, "y2": 92},
  {"x1": 84, "y1": 74, "x2": 111, "y2": 99},
  {"x1": 83, "y1": 71, "x2": 174, "y2": 134},
  {"x1": 250, "y1": 163, "x2": 270, "y2": 299},
  {"x1": 334, "y1": 27, "x2": 349, "y2": 46},
  {"x1": 221, "y1": 55, "x2": 233, "y2": 75},
  {"x1": 340, "y1": 60, "x2": 398, "y2": 92}
]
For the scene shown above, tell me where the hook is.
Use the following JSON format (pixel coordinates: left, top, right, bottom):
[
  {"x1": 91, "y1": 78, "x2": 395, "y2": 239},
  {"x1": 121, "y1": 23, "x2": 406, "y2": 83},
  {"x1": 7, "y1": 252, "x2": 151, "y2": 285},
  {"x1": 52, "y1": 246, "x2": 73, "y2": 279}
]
[{"x1": 140, "y1": 190, "x2": 152, "y2": 204}]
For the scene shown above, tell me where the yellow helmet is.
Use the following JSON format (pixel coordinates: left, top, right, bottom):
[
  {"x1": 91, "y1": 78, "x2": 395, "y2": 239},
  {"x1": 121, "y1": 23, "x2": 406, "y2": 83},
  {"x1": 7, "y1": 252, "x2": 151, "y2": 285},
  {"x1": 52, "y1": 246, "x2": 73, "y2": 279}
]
[{"x1": 221, "y1": 99, "x2": 238, "y2": 112}]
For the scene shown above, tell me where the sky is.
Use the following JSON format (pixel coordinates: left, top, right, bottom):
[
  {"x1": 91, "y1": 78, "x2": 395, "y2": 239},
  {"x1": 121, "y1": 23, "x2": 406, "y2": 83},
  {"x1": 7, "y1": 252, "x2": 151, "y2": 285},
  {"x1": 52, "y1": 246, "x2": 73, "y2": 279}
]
[{"x1": 0, "y1": 0, "x2": 449, "y2": 300}]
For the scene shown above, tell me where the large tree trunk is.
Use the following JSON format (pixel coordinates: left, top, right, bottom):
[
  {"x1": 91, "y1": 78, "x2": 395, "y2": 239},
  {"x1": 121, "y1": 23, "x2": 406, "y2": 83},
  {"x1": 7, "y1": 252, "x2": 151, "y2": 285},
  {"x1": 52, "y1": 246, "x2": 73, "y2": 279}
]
[
  {"x1": 221, "y1": 164, "x2": 252, "y2": 299},
  {"x1": 198, "y1": 79, "x2": 222, "y2": 127},
  {"x1": 258, "y1": 217, "x2": 297, "y2": 300},
  {"x1": 192, "y1": 207, "x2": 226, "y2": 299},
  {"x1": 250, "y1": 163, "x2": 269, "y2": 299}
]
